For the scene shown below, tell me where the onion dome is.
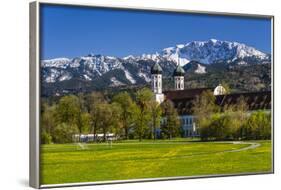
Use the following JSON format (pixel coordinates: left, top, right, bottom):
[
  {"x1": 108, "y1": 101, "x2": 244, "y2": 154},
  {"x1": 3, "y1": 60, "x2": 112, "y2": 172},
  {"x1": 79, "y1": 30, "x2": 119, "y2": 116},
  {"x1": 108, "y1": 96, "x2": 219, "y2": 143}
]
[
  {"x1": 151, "y1": 62, "x2": 163, "y2": 74},
  {"x1": 214, "y1": 84, "x2": 226, "y2": 95},
  {"x1": 173, "y1": 65, "x2": 185, "y2": 76}
]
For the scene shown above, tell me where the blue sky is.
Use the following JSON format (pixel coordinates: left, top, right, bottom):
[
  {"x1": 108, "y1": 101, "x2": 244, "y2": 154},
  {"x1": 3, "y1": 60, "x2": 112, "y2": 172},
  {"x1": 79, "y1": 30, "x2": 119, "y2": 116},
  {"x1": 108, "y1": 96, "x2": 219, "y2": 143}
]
[{"x1": 40, "y1": 4, "x2": 271, "y2": 59}]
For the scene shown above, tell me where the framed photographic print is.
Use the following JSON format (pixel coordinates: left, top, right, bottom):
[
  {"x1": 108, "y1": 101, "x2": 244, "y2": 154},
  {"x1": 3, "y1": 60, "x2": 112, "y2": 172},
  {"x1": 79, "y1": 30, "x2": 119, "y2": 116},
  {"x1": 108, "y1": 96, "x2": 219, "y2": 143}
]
[{"x1": 29, "y1": 1, "x2": 274, "y2": 188}]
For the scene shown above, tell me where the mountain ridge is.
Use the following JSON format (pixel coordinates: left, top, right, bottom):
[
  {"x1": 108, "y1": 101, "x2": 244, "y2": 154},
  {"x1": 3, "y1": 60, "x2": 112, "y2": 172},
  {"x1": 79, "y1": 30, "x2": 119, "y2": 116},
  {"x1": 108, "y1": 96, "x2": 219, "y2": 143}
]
[{"x1": 41, "y1": 39, "x2": 271, "y2": 96}]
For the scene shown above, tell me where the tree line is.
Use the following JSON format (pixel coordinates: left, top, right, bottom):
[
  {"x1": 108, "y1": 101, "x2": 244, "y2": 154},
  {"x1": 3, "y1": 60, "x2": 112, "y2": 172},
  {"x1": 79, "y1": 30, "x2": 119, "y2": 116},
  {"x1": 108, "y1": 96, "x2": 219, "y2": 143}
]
[
  {"x1": 193, "y1": 90, "x2": 271, "y2": 141},
  {"x1": 41, "y1": 88, "x2": 180, "y2": 144},
  {"x1": 41, "y1": 88, "x2": 271, "y2": 144}
]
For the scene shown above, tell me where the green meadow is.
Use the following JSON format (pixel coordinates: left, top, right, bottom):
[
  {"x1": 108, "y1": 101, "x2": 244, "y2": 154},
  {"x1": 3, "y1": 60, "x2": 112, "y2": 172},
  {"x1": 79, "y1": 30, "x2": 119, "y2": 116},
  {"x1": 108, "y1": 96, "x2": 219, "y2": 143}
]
[{"x1": 40, "y1": 139, "x2": 272, "y2": 185}]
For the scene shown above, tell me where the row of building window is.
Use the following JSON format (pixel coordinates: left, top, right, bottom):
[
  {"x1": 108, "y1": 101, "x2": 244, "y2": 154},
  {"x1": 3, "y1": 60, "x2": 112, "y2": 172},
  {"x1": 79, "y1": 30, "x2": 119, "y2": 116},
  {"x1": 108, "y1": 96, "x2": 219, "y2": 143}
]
[
  {"x1": 161, "y1": 116, "x2": 193, "y2": 126},
  {"x1": 183, "y1": 129, "x2": 198, "y2": 137},
  {"x1": 181, "y1": 117, "x2": 193, "y2": 125}
]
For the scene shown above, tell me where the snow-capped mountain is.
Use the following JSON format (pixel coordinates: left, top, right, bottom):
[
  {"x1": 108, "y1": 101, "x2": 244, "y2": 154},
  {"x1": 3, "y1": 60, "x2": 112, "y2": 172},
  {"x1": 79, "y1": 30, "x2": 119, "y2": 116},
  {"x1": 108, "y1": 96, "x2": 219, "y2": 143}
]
[
  {"x1": 42, "y1": 55, "x2": 123, "y2": 83},
  {"x1": 160, "y1": 39, "x2": 269, "y2": 65},
  {"x1": 41, "y1": 39, "x2": 271, "y2": 91}
]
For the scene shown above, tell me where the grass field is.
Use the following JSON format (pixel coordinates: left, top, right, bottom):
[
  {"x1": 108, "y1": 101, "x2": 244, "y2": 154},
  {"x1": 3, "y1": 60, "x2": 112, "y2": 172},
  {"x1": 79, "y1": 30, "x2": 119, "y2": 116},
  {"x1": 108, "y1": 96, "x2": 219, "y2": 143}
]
[{"x1": 40, "y1": 139, "x2": 272, "y2": 185}]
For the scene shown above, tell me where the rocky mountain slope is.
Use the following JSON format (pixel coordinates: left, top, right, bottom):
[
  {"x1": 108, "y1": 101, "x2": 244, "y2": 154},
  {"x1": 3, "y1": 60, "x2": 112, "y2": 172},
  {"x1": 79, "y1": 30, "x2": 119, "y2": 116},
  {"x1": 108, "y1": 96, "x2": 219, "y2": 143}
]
[{"x1": 41, "y1": 39, "x2": 271, "y2": 96}]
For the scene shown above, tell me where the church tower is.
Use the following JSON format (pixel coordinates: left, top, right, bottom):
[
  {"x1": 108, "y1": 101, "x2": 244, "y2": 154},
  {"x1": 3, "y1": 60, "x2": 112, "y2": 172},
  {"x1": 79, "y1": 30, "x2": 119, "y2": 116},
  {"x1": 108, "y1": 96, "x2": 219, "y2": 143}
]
[
  {"x1": 151, "y1": 62, "x2": 164, "y2": 103},
  {"x1": 173, "y1": 64, "x2": 185, "y2": 90}
]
